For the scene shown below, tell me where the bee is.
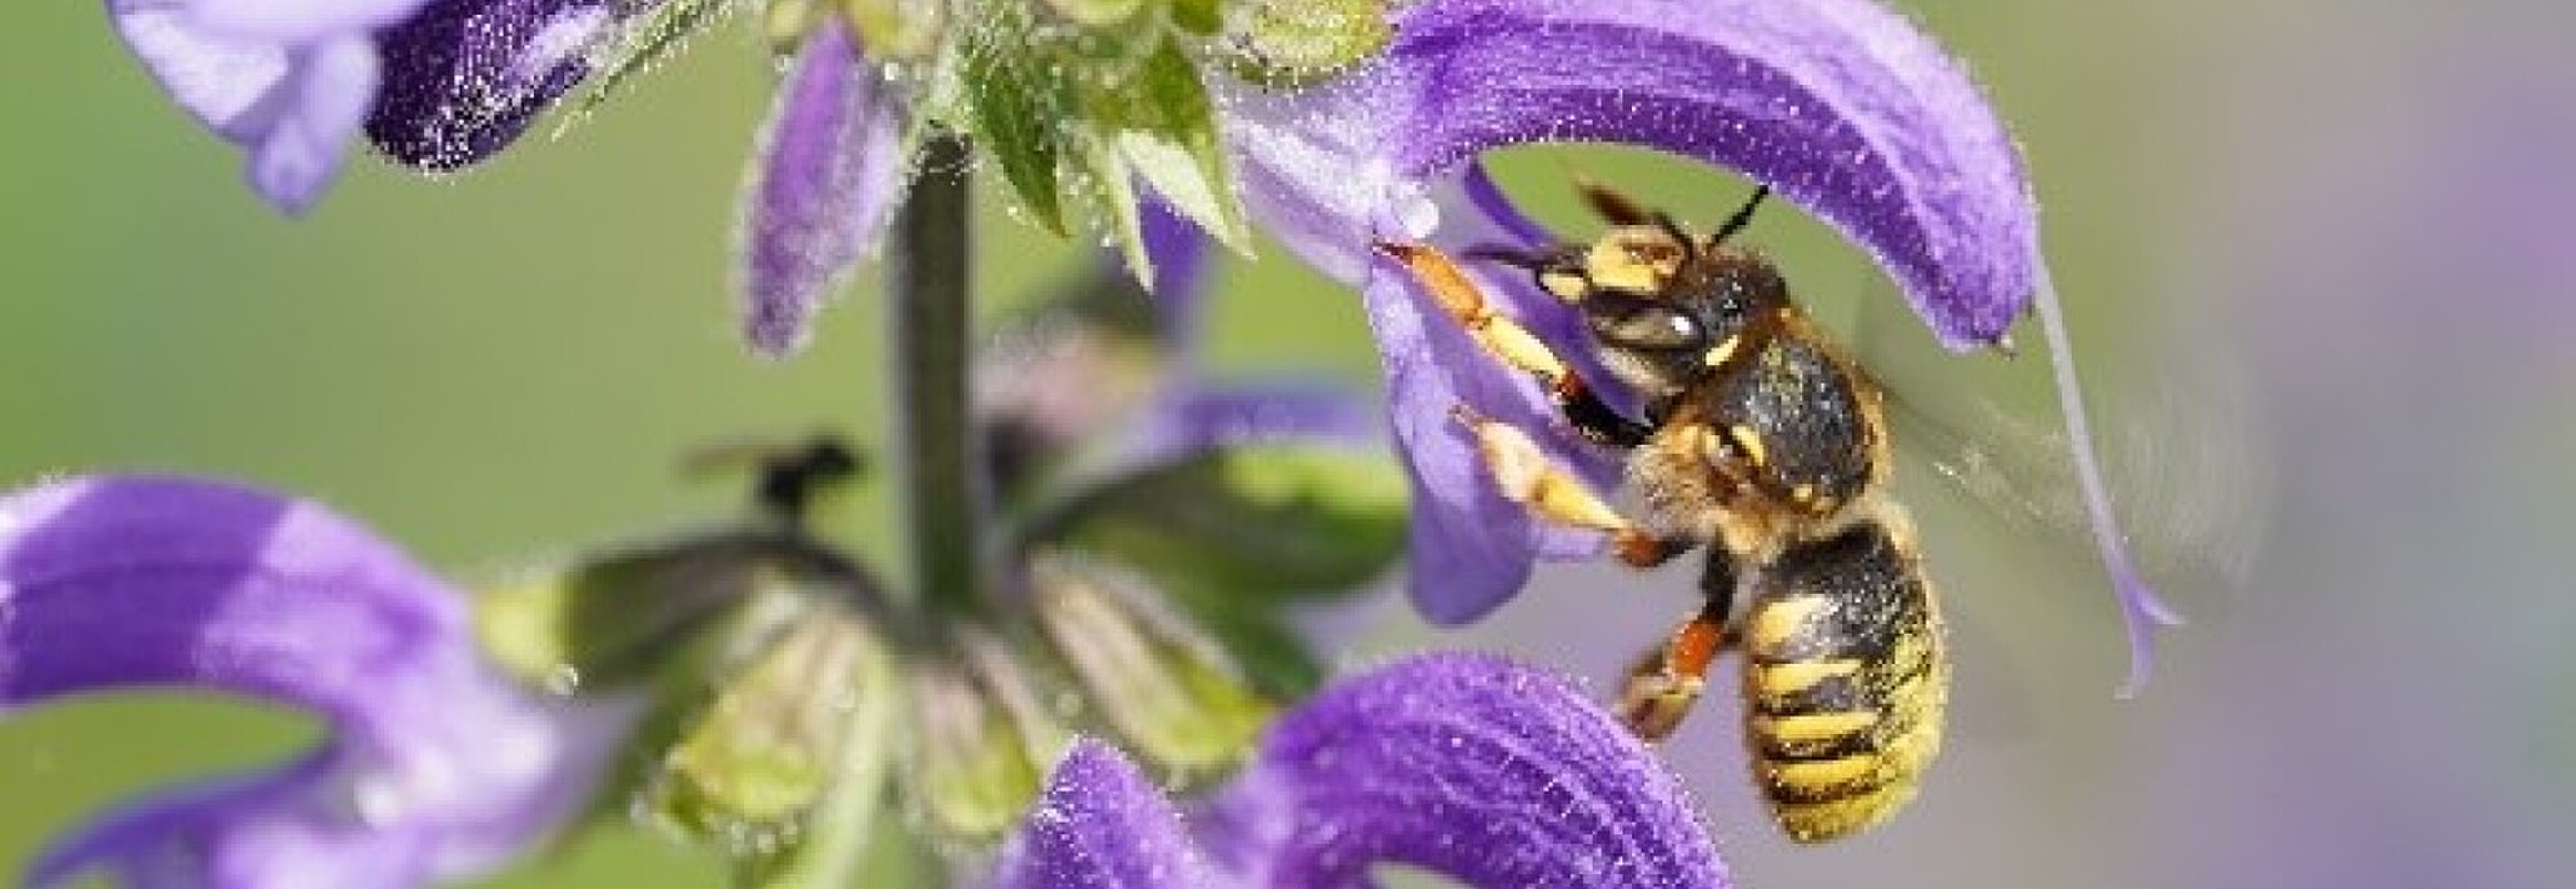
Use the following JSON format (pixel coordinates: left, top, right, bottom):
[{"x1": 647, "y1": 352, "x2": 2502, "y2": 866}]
[{"x1": 1374, "y1": 182, "x2": 1947, "y2": 843}]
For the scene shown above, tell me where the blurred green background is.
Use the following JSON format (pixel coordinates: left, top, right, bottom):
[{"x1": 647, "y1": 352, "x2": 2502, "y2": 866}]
[{"x1": 7, "y1": 1, "x2": 2573, "y2": 887}]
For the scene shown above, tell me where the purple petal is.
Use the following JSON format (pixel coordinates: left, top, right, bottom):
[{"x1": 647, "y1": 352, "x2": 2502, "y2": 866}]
[
  {"x1": 108, "y1": 6, "x2": 390, "y2": 214},
  {"x1": 1232, "y1": 0, "x2": 2037, "y2": 347},
  {"x1": 1203, "y1": 653, "x2": 1730, "y2": 889},
  {"x1": 993, "y1": 740, "x2": 1216, "y2": 889},
  {"x1": 1143, "y1": 199, "x2": 1217, "y2": 368},
  {"x1": 2, "y1": 476, "x2": 622, "y2": 888},
  {"x1": 737, "y1": 21, "x2": 911, "y2": 355},
  {"x1": 1363, "y1": 244, "x2": 1620, "y2": 624},
  {"x1": 365, "y1": 0, "x2": 615, "y2": 170}
]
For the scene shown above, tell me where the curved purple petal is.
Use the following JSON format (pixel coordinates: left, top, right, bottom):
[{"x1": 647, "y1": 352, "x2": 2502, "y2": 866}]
[
  {"x1": 993, "y1": 740, "x2": 1216, "y2": 889},
  {"x1": 365, "y1": 0, "x2": 614, "y2": 170},
  {"x1": 1203, "y1": 653, "x2": 1730, "y2": 889},
  {"x1": 108, "y1": 5, "x2": 391, "y2": 214},
  {"x1": 1143, "y1": 199, "x2": 1218, "y2": 369},
  {"x1": 738, "y1": 21, "x2": 911, "y2": 355},
  {"x1": 2, "y1": 476, "x2": 622, "y2": 888},
  {"x1": 1231, "y1": 0, "x2": 2036, "y2": 347}
]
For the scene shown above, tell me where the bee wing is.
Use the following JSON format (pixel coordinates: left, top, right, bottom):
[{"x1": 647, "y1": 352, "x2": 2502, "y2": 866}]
[{"x1": 1844, "y1": 276, "x2": 2269, "y2": 603}]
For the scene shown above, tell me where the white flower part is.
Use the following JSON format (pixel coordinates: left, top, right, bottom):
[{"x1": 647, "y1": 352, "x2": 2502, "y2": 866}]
[
  {"x1": 108, "y1": 3, "x2": 294, "y2": 137},
  {"x1": 186, "y1": 0, "x2": 433, "y2": 44}
]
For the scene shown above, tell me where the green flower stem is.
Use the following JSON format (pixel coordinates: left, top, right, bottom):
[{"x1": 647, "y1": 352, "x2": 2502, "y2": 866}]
[{"x1": 888, "y1": 131, "x2": 990, "y2": 616}]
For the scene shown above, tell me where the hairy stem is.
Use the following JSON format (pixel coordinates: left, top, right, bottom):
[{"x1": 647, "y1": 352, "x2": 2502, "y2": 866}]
[{"x1": 889, "y1": 132, "x2": 988, "y2": 615}]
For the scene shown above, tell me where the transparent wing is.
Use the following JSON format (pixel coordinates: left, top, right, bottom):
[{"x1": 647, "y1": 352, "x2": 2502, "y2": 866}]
[{"x1": 1845, "y1": 277, "x2": 2270, "y2": 605}]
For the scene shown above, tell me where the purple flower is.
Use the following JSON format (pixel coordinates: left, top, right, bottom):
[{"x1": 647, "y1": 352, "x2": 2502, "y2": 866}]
[
  {"x1": 994, "y1": 653, "x2": 1730, "y2": 889},
  {"x1": 104, "y1": 0, "x2": 614, "y2": 213},
  {"x1": 105, "y1": 0, "x2": 428, "y2": 213},
  {"x1": 0, "y1": 476, "x2": 623, "y2": 889}
]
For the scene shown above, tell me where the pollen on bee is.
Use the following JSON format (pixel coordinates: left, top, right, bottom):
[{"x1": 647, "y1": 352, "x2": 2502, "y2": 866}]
[{"x1": 1749, "y1": 596, "x2": 1828, "y2": 653}]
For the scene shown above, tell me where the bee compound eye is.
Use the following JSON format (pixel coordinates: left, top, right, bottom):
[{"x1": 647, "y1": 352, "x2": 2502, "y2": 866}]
[{"x1": 1594, "y1": 301, "x2": 1708, "y2": 352}]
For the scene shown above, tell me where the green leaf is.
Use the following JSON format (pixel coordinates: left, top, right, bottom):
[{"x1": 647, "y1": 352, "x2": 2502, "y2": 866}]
[
  {"x1": 1085, "y1": 37, "x2": 1250, "y2": 252},
  {"x1": 961, "y1": 5, "x2": 1071, "y2": 234},
  {"x1": 557, "y1": 0, "x2": 735, "y2": 132},
  {"x1": 1045, "y1": 444, "x2": 1410, "y2": 603},
  {"x1": 1223, "y1": 0, "x2": 1393, "y2": 88}
]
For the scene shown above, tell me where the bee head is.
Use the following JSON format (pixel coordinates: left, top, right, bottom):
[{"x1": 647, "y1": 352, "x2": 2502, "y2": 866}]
[{"x1": 1579, "y1": 247, "x2": 1789, "y2": 400}]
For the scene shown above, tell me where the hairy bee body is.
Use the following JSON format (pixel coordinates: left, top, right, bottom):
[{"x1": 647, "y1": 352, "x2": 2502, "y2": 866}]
[
  {"x1": 1629, "y1": 310, "x2": 1892, "y2": 563},
  {"x1": 1740, "y1": 507, "x2": 1947, "y2": 842}
]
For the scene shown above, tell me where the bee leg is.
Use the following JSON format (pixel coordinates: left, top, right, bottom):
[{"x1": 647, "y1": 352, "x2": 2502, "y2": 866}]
[
  {"x1": 1378, "y1": 240, "x2": 1653, "y2": 448},
  {"x1": 1455, "y1": 405, "x2": 1646, "y2": 532},
  {"x1": 1619, "y1": 599, "x2": 1732, "y2": 741}
]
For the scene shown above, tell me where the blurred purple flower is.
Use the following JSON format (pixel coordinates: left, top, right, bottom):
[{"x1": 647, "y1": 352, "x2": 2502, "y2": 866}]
[
  {"x1": 105, "y1": 0, "x2": 614, "y2": 213},
  {"x1": 1, "y1": 476, "x2": 623, "y2": 889},
  {"x1": 106, "y1": 0, "x2": 426, "y2": 213},
  {"x1": 993, "y1": 653, "x2": 1730, "y2": 889}
]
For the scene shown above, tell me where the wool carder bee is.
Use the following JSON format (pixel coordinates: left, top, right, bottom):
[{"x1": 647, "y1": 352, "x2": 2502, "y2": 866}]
[{"x1": 1375, "y1": 182, "x2": 1949, "y2": 843}]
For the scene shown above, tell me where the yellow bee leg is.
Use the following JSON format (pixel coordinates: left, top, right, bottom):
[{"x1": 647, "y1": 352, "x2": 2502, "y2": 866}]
[
  {"x1": 1455, "y1": 407, "x2": 1632, "y2": 534},
  {"x1": 1375, "y1": 240, "x2": 1575, "y2": 385},
  {"x1": 1383, "y1": 239, "x2": 1655, "y2": 447}
]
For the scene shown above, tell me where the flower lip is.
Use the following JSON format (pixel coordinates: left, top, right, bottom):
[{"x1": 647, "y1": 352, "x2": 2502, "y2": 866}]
[
  {"x1": 2, "y1": 475, "x2": 617, "y2": 888},
  {"x1": 996, "y1": 653, "x2": 1731, "y2": 889},
  {"x1": 367, "y1": 0, "x2": 619, "y2": 171},
  {"x1": 107, "y1": 5, "x2": 394, "y2": 214}
]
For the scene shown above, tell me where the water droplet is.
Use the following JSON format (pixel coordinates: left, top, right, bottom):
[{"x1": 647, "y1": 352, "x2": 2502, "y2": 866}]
[{"x1": 544, "y1": 664, "x2": 584, "y2": 696}]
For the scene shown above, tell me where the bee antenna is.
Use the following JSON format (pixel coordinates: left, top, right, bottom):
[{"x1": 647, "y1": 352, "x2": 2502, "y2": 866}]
[{"x1": 1713, "y1": 185, "x2": 1772, "y2": 244}]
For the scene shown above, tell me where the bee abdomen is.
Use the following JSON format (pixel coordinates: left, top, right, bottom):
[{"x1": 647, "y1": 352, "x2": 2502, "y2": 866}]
[{"x1": 1738, "y1": 514, "x2": 1949, "y2": 843}]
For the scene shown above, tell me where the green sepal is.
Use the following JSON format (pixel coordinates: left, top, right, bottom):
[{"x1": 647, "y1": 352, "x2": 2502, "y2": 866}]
[
  {"x1": 1039, "y1": 0, "x2": 1147, "y2": 27},
  {"x1": 1083, "y1": 36, "x2": 1251, "y2": 254},
  {"x1": 960, "y1": 4, "x2": 1071, "y2": 234},
  {"x1": 647, "y1": 614, "x2": 884, "y2": 855},
  {"x1": 723, "y1": 619, "x2": 904, "y2": 889},
  {"x1": 557, "y1": 0, "x2": 735, "y2": 133},
  {"x1": 900, "y1": 628, "x2": 1070, "y2": 842},
  {"x1": 1223, "y1": 0, "x2": 1393, "y2": 88},
  {"x1": 1043, "y1": 444, "x2": 1410, "y2": 602},
  {"x1": 1168, "y1": 0, "x2": 1224, "y2": 35},
  {"x1": 475, "y1": 532, "x2": 794, "y2": 693},
  {"x1": 1071, "y1": 125, "x2": 1159, "y2": 289},
  {"x1": 1030, "y1": 554, "x2": 1274, "y2": 774},
  {"x1": 841, "y1": 0, "x2": 947, "y2": 60}
]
